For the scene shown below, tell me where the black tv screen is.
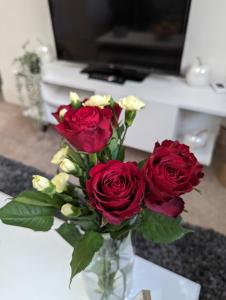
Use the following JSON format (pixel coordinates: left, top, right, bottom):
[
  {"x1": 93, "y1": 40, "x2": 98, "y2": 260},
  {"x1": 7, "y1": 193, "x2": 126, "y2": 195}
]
[{"x1": 49, "y1": 0, "x2": 191, "y2": 74}]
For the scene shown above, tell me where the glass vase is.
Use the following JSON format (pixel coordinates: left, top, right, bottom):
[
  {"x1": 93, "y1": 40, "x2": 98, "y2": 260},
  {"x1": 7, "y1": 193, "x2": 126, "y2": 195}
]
[{"x1": 83, "y1": 233, "x2": 134, "y2": 300}]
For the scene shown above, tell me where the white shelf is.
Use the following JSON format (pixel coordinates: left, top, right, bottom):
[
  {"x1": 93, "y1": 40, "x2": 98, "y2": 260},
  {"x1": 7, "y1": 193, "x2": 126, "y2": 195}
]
[
  {"x1": 41, "y1": 82, "x2": 93, "y2": 107},
  {"x1": 42, "y1": 61, "x2": 226, "y2": 117}
]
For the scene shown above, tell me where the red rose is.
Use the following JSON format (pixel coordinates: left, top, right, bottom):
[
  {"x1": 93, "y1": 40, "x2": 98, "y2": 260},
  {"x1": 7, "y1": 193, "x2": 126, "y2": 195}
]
[
  {"x1": 53, "y1": 106, "x2": 113, "y2": 153},
  {"x1": 143, "y1": 140, "x2": 204, "y2": 217},
  {"x1": 86, "y1": 160, "x2": 145, "y2": 225},
  {"x1": 82, "y1": 99, "x2": 122, "y2": 128}
]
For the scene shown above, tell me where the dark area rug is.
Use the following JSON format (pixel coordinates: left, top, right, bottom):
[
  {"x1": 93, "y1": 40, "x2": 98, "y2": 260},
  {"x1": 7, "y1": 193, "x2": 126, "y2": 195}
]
[
  {"x1": 0, "y1": 154, "x2": 226, "y2": 299},
  {"x1": 0, "y1": 155, "x2": 49, "y2": 196}
]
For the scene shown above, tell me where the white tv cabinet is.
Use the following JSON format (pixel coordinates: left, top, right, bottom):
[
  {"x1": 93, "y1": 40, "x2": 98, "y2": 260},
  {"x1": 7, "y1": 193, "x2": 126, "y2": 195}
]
[{"x1": 41, "y1": 61, "x2": 226, "y2": 166}]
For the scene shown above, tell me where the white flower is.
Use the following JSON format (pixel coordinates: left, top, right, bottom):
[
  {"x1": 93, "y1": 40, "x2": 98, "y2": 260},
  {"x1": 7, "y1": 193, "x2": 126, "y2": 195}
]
[
  {"x1": 59, "y1": 108, "x2": 68, "y2": 121},
  {"x1": 32, "y1": 175, "x2": 50, "y2": 191},
  {"x1": 51, "y1": 172, "x2": 69, "y2": 193},
  {"x1": 51, "y1": 146, "x2": 69, "y2": 165},
  {"x1": 61, "y1": 203, "x2": 74, "y2": 217},
  {"x1": 83, "y1": 95, "x2": 111, "y2": 108},
  {"x1": 60, "y1": 158, "x2": 75, "y2": 173},
  {"x1": 118, "y1": 96, "x2": 145, "y2": 111},
  {"x1": 69, "y1": 92, "x2": 81, "y2": 108},
  {"x1": 61, "y1": 203, "x2": 80, "y2": 217}
]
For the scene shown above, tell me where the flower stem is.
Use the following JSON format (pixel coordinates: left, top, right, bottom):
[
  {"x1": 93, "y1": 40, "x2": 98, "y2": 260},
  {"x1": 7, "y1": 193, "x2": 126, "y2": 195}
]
[
  {"x1": 89, "y1": 153, "x2": 97, "y2": 166},
  {"x1": 117, "y1": 125, "x2": 128, "y2": 159}
]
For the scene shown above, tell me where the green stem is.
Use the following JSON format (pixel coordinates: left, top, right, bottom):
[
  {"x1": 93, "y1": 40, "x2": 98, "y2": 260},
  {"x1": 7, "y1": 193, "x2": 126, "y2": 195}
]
[
  {"x1": 89, "y1": 153, "x2": 97, "y2": 166},
  {"x1": 117, "y1": 125, "x2": 128, "y2": 159}
]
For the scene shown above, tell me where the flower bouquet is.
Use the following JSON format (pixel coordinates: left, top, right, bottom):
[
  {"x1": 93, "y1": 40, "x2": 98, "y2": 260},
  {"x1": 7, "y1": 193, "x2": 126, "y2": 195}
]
[{"x1": 0, "y1": 93, "x2": 204, "y2": 300}]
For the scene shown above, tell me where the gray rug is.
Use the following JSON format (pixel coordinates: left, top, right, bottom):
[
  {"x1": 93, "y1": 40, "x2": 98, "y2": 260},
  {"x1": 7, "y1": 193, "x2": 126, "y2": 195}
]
[{"x1": 0, "y1": 155, "x2": 226, "y2": 300}]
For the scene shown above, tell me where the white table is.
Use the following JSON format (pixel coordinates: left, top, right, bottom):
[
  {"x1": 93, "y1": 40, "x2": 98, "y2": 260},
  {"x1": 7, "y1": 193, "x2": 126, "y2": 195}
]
[{"x1": 0, "y1": 192, "x2": 200, "y2": 300}]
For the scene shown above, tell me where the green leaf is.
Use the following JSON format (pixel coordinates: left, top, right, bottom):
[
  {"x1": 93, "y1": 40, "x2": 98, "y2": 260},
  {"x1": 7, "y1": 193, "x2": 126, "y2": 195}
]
[
  {"x1": 110, "y1": 225, "x2": 132, "y2": 240},
  {"x1": 71, "y1": 214, "x2": 99, "y2": 231},
  {"x1": 56, "y1": 223, "x2": 82, "y2": 247},
  {"x1": 70, "y1": 231, "x2": 103, "y2": 283},
  {"x1": 0, "y1": 201, "x2": 56, "y2": 231},
  {"x1": 51, "y1": 193, "x2": 72, "y2": 206},
  {"x1": 104, "y1": 220, "x2": 134, "y2": 240},
  {"x1": 67, "y1": 149, "x2": 86, "y2": 169},
  {"x1": 107, "y1": 128, "x2": 120, "y2": 160},
  {"x1": 14, "y1": 191, "x2": 57, "y2": 207},
  {"x1": 138, "y1": 159, "x2": 147, "y2": 169},
  {"x1": 138, "y1": 209, "x2": 191, "y2": 244}
]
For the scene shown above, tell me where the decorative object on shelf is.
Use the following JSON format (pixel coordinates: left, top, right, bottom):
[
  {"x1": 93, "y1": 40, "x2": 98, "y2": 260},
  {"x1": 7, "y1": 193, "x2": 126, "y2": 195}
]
[
  {"x1": 211, "y1": 82, "x2": 226, "y2": 94},
  {"x1": 182, "y1": 129, "x2": 208, "y2": 149},
  {"x1": 185, "y1": 57, "x2": 211, "y2": 87},
  {"x1": 13, "y1": 41, "x2": 45, "y2": 128},
  {"x1": 0, "y1": 93, "x2": 204, "y2": 300}
]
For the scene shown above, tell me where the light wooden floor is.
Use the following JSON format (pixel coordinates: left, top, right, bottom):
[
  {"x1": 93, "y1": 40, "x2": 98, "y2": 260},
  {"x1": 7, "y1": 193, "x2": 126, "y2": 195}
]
[{"x1": 0, "y1": 101, "x2": 226, "y2": 235}]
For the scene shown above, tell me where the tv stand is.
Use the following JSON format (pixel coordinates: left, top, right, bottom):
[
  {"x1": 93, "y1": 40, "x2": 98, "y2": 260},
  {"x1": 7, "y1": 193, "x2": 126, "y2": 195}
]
[
  {"x1": 81, "y1": 64, "x2": 148, "y2": 84},
  {"x1": 41, "y1": 60, "x2": 226, "y2": 166}
]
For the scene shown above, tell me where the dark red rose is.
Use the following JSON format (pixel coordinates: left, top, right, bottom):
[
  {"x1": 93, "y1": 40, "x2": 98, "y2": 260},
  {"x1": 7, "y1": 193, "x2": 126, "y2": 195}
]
[
  {"x1": 86, "y1": 160, "x2": 145, "y2": 225},
  {"x1": 143, "y1": 140, "x2": 204, "y2": 217},
  {"x1": 54, "y1": 106, "x2": 113, "y2": 153},
  {"x1": 82, "y1": 99, "x2": 122, "y2": 128}
]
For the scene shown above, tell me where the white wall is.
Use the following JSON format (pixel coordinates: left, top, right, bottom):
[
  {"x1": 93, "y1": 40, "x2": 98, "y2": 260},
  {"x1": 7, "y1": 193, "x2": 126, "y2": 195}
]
[
  {"x1": 0, "y1": 0, "x2": 226, "y2": 104},
  {"x1": 181, "y1": 0, "x2": 226, "y2": 81},
  {"x1": 0, "y1": 0, "x2": 56, "y2": 104}
]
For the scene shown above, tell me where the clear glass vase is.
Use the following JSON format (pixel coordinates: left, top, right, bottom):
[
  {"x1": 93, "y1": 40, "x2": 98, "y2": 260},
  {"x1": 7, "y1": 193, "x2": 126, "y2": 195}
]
[{"x1": 83, "y1": 233, "x2": 134, "y2": 300}]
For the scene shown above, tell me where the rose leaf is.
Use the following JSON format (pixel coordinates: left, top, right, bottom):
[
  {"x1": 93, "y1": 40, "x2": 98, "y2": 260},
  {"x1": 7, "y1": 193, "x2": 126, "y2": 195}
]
[
  {"x1": 137, "y1": 209, "x2": 191, "y2": 244},
  {"x1": 13, "y1": 190, "x2": 58, "y2": 207},
  {"x1": 138, "y1": 159, "x2": 147, "y2": 169},
  {"x1": 70, "y1": 231, "x2": 103, "y2": 283},
  {"x1": 56, "y1": 223, "x2": 82, "y2": 247},
  {"x1": 0, "y1": 200, "x2": 56, "y2": 231}
]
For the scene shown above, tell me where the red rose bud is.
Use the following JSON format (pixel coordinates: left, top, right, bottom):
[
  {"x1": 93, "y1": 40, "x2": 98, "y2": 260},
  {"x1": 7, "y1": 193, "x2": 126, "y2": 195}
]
[
  {"x1": 143, "y1": 140, "x2": 204, "y2": 218},
  {"x1": 86, "y1": 160, "x2": 145, "y2": 225},
  {"x1": 55, "y1": 106, "x2": 113, "y2": 153}
]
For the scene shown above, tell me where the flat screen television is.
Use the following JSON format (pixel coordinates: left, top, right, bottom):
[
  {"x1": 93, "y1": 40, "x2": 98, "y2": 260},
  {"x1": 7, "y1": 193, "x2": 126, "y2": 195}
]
[{"x1": 48, "y1": 0, "x2": 191, "y2": 83}]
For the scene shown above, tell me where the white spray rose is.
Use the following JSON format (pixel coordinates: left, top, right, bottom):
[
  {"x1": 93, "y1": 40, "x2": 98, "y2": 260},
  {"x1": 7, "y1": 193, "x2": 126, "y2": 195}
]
[
  {"x1": 61, "y1": 203, "x2": 81, "y2": 217},
  {"x1": 32, "y1": 175, "x2": 50, "y2": 191},
  {"x1": 61, "y1": 203, "x2": 74, "y2": 217},
  {"x1": 69, "y1": 92, "x2": 81, "y2": 108},
  {"x1": 51, "y1": 146, "x2": 69, "y2": 165},
  {"x1": 118, "y1": 96, "x2": 145, "y2": 111},
  {"x1": 59, "y1": 108, "x2": 68, "y2": 121},
  {"x1": 51, "y1": 172, "x2": 69, "y2": 193},
  {"x1": 83, "y1": 95, "x2": 111, "y2": 108},
  {"x1": 60, "y1": 158, "x2": 75, "y2": 173}
]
